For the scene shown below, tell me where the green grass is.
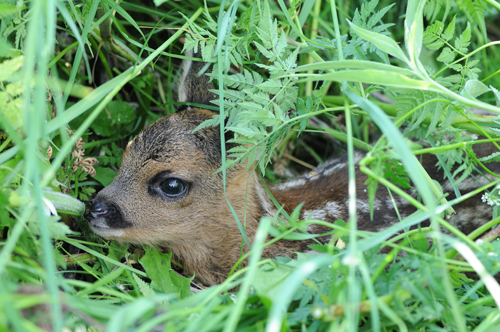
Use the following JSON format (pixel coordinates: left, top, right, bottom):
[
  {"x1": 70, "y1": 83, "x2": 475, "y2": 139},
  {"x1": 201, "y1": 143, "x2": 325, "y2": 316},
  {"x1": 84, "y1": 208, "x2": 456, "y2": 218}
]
[{"x1": 1, "y1": 0, "x2": 500, "y2": 331}]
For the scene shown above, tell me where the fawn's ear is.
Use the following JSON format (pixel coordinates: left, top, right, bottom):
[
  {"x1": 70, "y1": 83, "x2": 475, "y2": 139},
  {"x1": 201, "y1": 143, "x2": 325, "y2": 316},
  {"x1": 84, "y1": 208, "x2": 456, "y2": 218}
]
[
  {"x1": 177, "y1": 51, "x2": 235, "y2": 146},
  {"x1": 178, "y1": 50, "x2": 217, "y2": 108}
]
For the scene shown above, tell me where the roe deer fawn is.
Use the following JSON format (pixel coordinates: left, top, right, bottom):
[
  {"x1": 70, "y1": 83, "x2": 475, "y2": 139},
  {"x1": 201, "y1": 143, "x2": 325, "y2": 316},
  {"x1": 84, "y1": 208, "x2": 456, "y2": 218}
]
[{"x1": 85, "y1": 55, "x2": 500, "y2": 286}]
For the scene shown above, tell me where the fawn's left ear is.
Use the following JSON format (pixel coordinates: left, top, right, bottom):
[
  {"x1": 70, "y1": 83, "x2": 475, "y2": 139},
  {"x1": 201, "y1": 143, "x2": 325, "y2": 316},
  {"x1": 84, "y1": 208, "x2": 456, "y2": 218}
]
[
  {"x1": 177, "y1": 51, "x2": 236, "y2": 147},
  {"x1": 178, "y1": 50, "x2": 217, "y2": 109}
]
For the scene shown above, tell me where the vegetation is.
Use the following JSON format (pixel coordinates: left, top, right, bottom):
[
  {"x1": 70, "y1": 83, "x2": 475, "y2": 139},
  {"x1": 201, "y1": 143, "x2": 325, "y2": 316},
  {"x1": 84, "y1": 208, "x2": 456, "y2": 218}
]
[{"x1": 1, "y1": 0, "x2": 500, "y2": 331}]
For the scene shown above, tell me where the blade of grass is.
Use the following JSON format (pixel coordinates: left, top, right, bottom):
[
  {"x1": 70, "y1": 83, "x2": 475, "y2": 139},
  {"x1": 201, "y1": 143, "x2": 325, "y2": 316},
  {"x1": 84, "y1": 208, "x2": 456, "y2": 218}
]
[
  {"x1": 215, "y1": 0, "x2": 252, "y2": 249},
  {"x1": 223, "y1": 215, "x2": 271, "y2": 332},
  {"x1": 21, "y1": 0, "x2": 65, "y2": 329}
]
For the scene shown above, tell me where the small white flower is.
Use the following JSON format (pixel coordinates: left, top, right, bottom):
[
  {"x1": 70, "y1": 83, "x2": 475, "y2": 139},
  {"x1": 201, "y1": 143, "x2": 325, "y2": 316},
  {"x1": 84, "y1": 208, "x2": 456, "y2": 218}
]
[{"x1": 481, "y1": 191, "x2": 500, "y2": 206}]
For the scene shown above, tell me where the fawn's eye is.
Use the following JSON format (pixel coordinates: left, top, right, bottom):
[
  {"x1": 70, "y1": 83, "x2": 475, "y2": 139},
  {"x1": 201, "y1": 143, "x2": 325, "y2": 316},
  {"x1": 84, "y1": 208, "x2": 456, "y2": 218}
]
[
  {"x1": 148, "y1": 171, "x2": 190, "y2": 199},
  {"x1": 159, "y1": 177, "x2": 187, "y2": 197}
]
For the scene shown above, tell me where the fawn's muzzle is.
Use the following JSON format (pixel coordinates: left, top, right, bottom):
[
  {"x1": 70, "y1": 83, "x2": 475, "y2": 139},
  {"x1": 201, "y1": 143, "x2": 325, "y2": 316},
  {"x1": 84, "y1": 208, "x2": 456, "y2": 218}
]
[{"x1": 84, "y1": 198, "x2": 132, "y2": 231}]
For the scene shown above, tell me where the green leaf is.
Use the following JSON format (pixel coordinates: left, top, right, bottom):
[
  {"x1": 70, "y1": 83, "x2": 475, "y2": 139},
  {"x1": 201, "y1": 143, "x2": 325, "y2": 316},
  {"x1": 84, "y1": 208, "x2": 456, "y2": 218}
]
[
  {"x1": 42, "y1": 190, "x2": 85, "y2": 216},
  {"x1": 46, "y1": 216, "x2": 75, "y2": 238},
  {"x1": 442, "y1": 16, "x2": 455, "y2": 42},
  {"x1": 455, "y1": 22, "x2": 471, "y2": 52},
  {"x1": 0, "y1": 84, "x2": 23, "y2": 130},
  {"x1": 441, "y1": 105, "x2": 459, "y2": 129},
  {"x1": 404, "y1": 0, "x2": 427, "y2": 67},
  {"x1": 436, "y1": 47, "x2": 455, "y2": 63},
  {"x1": 253, "y1": 41, "x2": 275, "y2": 60},
  {"x1": 409, "y1": 231, "x2": 430, "y2": 251},
  {"x1": 296, "y1": 70, "x2": 435, "y2": 91},
  {"x1": 106, "y1": 242, "x2": 129, "y2": 271},
  {"x1": 133, "y1": 274, "x2": 157, "y2": 297},
  {"x1": 423, "y1": 20, "x2": 445, "y2": 50},
  {"x1": 383, "y1": 162, "x2": 411, "y2": 189},
  {"x1": 491, "y1": 86, "x2": 500, "y2": 107},
  {"x1": 294, "y1": 60, "x2": 414, "y2": 76},
  {"x1": 0, "y1": 3, "x2": 22, "y2": 19},
  {"x1": 457, "y1": 0, "x2": 486, "y2": 40},
  {"x1": 275, "y1": 31, "x2": 288, "y2": 57},
  {"x1": 257, "y1": 80, "x2": 283, "y2": 94},
  {"x1": 153, "y1": 0, "x2": 169, "y2": 6},
  {"x1": 460, "y1": 80, "x2": 490, "y2": 100},
  {"x1": 426, "y1": 101, "x2": 443, "y2": 137},
  {"x1": 252, "y1": 259, "x2": 301, "y2": 301},
  {"x1": 93, "y1": 166, "x2": 118, "y2": 186},
  {"x1": 89, "y1": 101, "x2": 136, "y2": 136},
  {"x1": 479, "y1": 152, "x2": 500, "y2": 163},
  {"x1": 0, "y1": 37, "x2": 18, "y2": 57},
  {"x1": 140, "y1": 247, "x2": 193, "y2": 299},
  {"x1": 347, "y1": 20, "x2": 408, "y2": 63},
  {"x1": 307, "y1": 244, "x2": 330, "y2": 253},
  {"x1": 0, "y1": 55, "x2": 23, "y2": 82}
]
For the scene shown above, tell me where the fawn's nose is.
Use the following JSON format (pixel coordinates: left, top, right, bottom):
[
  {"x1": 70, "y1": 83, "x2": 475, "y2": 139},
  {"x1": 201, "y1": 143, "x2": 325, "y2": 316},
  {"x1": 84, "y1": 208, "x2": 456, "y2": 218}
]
[
  {"x1": 84, "y1": 198, "x2": 131, "y2": 229},
  {"x1": 86, "y1": 200, "x2": 108, "y2": 218},
  {"x1": 84, "y1": 198, "x2": 110, "y2": 221}
]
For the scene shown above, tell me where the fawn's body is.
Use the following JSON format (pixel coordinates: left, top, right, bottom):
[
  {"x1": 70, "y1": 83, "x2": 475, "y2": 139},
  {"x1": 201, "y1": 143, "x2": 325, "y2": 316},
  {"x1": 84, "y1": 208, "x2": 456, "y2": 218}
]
[{"x1": 85, "y1": 57, "x2": 499, "y2": 286}]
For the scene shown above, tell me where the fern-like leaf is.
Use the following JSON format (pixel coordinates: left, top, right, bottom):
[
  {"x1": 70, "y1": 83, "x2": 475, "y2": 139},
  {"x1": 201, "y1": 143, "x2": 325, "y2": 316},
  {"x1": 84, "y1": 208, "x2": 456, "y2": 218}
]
[
  {"x1": 479, "y1": 152, "x2": 500, "y2": 163},
  {"x1": 457, "y1": 0, "x2": 488, "y2": 40},
  {"x1": 423, "y1": 20, "x2": 445, "y2": 50}
]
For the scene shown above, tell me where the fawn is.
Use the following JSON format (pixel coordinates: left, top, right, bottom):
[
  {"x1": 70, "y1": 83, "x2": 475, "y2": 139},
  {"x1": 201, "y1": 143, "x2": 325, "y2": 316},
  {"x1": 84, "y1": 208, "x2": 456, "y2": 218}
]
[{"x1": 84, "y1": 56, "x2": 500, "y2": 286}]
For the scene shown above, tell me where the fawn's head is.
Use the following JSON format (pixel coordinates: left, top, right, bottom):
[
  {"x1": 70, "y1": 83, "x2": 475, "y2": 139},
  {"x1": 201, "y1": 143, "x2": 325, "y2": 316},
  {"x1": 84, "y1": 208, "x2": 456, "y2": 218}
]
[
  {"x1": 84, "y1": 56, "x2": 277, "y2": 285},
  {"x1": 84, "y1": 108, "x2": 256, "y2": 247}
]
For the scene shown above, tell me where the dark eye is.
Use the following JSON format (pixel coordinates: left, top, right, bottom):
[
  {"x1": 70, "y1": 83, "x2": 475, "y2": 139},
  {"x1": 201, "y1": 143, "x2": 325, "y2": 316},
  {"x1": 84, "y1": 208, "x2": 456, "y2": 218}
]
[{"x1": 159, "y1": 178, "x2": 187, "y2": 197}]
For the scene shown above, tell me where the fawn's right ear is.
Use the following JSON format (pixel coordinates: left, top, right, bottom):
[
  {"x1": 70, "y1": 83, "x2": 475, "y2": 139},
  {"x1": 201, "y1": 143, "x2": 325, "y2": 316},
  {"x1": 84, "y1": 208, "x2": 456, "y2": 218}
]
[{"x1": 178, "y1": 50, "x2": 217, "y2": 109}]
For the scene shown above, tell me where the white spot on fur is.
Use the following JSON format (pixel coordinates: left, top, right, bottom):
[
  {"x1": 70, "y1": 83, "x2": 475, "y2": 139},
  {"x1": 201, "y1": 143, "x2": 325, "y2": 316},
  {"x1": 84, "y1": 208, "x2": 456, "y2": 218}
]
[
  {"x1": 385, "y1": 195, "x2": 411, "y2": 209},
  {"x1": 321, "y1": 152, "x2": 364, "y2": 178},
  {"x1": 323, "y1": 235, "x2": 333, "y2": 243},
  {"x1": 385, "y1": 197, "x2": 395, "y2": 208},
  {"x1": 356, "y1": 200, "x2": 370, "y2": 212},
  {"x1": 275, "y1": 178, "x2": 307, "y2": 191},
  {"x1": 442, "y1": 176, "x2": 494, "y2": 193},
  {"x1": 325, "y1": 201, "x2": 342, "y2": 217},
  {"x1": 302, "y1": 209, "x2": 327, "y2": 220},
  {"x1": 321, "y1": 162, "x2": 345, "y2": 177}
]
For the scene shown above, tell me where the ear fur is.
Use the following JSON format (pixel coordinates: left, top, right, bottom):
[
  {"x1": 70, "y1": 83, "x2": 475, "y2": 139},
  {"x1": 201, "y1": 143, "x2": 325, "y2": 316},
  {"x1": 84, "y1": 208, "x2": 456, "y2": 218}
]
[
  {"x1": 178, "y1": 51, "x2": 236, "y2": 146},
  {"x1": 178, "y1": 50, "x2": 217, "y2": 109}
]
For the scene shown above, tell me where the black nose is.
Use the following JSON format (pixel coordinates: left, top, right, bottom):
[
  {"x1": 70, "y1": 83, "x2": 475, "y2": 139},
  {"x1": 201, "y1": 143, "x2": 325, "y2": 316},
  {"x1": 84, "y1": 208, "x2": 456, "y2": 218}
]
[
  {"x1": 89, "y1": 200, "x2": 107, "y2": 217},
  {"x1": 84, "y1": 199, "x2": 110, "y2": 220},
  {"x1": 84, "y1": 198, "x2": 131, "y2": 228}
]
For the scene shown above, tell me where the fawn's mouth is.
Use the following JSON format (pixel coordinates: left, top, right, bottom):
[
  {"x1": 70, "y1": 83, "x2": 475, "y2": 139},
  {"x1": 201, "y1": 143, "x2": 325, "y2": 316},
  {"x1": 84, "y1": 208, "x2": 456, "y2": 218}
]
[{"x1": 88, "y1": 223, "x2": 126, "y2": 238}]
